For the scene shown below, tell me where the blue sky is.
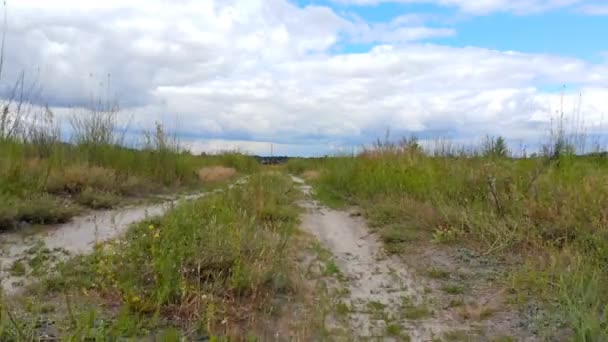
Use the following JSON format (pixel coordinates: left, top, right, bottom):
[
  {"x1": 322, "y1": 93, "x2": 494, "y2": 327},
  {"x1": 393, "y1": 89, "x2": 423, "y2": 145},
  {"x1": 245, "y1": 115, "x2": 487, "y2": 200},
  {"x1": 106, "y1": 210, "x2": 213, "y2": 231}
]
[
  {"x1": 296, "y1": 0, "x2": 608, "y2": 61},
  {"x1": 4, "y1": 0, "x2": 608, "y2": 156}
]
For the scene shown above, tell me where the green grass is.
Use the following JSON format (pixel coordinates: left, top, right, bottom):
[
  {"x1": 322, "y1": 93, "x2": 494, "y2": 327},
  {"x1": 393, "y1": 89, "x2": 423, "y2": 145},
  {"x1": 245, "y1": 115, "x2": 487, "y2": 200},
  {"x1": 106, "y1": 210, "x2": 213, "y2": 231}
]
[
  {"x1": 0, "y1": 137, "x2": 259, "y2": 230},
  {"x1": 299, "y1": 146, "x2": 608, "y2": 339},
  {"x1": 403, "y1": 304, "x2": 433, "y2": 320},
  {"x1": 4, "y1": 172, "x2": 300, "y2": 340},
  {"x1": 426, "y1": 268, "x2": 451, "y2": 280},
  {"x1": 286, "y1": 157, "x2": 325, "y2": 175},
  {"x1": 441, "y1": 284, "x2": 465, "y2": 295},
  {"x1": 335, "y1": 301, "x2": 350, "y2": 317},
  {"x1": 443, "y1": 330, "x2": 472, "y2": 341},
  {"x1": 400, "y1": 297, "x2": 433, "y2": 320},
  {"x1": 386, "y1": 323, "x2": 405, "y2": 338},
  {"x1": 9, "y1": 261, "x2": 26, "y2": 277}
]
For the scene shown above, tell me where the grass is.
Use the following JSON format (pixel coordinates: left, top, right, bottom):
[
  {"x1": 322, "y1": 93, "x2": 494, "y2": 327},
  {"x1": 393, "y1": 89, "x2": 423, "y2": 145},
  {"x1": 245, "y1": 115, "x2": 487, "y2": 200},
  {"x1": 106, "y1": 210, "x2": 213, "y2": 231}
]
[
  {"x1": 1, "y1": 172, "x2": 302, "y2": 340},
  {"x1": 442, "y1": 284, "x2": 465, "y2": 295},
  {"x1": 9, "y1": 261, "x2": 26, "y2": 277},
  {"x1": 427, "y1": 268, "x2": 451, "y2": 280},
  {"x1": 443, "y1": 330, "x2": 472, "y2": 341},
  {"x1": 400, "y1": 296, "x2": 433, "y2": 320},
  {"x1": 335, "y1": 301, "x2": 350, "y2": 316},
  {"x1": 0, "y1": 137, "x2": 258, "y2": 230},
  {"x1": 292, "y1": 138, "x2": 608, "y2": 339},
  {"x1": 1, "y1": 102, "x2": 259, "y2": 231},
  {"x1": 386, "y1": 323, "x2": 408, "y2": 340}
]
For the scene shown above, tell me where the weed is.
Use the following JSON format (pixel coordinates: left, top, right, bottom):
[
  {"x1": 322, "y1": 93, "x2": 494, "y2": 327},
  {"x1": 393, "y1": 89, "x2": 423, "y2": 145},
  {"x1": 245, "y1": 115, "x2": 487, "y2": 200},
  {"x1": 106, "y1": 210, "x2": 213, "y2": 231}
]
[
  {"x1": 401, "y1": 297, "x2": 433, "y2": 320},
  {"x1": 323, "y1": 259, "x2": 342, "y2": 278},
  {"x1": 76, "y1": 187, "x2": 119, "y2": 209},
  {"x1": 34, "y1": 173, "x2": 300, "y2": 339},
  {"x1": 448, "y1": 299, "x2": 465, "y2": 308},
  {"x1": 302, "y1": 142, "x2": 608, "y2": 337},
  {"x1": 367, "y1": 300, "x2": 386, "y2": 313},
  {"x1": 9, "y1": 260, "x2": 26, "y2": 277},
  {"x1": 335, "y1": 301, "x2": 350, "y2": 316},
  {"x1": 444, "y1": 330, "x2": 472, "y2": 341},
  {"x1": 442, "y1": 284, "x2": 465, "y2": 295},
  {"x1": 385, "y1": 323, "x2": 402, "y2": 337},
  {"x1": 427, "y1": 268, "x2": 451, "y2": 280}
]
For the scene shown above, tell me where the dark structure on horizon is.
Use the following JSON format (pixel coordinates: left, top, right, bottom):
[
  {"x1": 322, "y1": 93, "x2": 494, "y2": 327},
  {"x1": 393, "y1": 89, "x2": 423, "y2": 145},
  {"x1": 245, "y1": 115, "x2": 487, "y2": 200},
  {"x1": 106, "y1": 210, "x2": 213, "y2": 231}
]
[{"x1": 253, "y1": 156, "x2": 290, "y2": 165}]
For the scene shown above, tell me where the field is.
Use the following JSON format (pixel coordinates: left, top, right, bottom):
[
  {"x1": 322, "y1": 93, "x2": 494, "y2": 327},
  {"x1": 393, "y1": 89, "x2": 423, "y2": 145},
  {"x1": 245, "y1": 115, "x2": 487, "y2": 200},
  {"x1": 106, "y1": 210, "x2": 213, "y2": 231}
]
[
  {"x1": 0, "y1": 24, "x2": 605, "y2": 340},
  {"x1": 0, "y1": 110, "x2": 258, "y2": 231},
  {"x1": 288, "y1": 138, "x2": 608, "y2": 340},
  {"x1": 2, "y1": 104, "x2": 607, "y2": 340}
]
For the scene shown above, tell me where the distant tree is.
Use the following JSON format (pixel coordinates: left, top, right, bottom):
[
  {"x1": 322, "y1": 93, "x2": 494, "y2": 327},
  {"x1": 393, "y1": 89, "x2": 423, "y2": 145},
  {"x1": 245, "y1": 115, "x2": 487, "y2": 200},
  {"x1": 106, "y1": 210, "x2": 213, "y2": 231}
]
[{"x1": 482, "y1": 135, "x2": 510, "y2": 158}]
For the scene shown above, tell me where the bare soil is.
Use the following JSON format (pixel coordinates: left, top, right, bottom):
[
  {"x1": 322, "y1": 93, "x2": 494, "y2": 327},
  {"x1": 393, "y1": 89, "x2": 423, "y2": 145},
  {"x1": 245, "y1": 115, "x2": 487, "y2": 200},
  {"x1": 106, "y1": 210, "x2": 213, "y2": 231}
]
[{"x1": 292, "y1": 176, "x2": 537, "y2": 342}]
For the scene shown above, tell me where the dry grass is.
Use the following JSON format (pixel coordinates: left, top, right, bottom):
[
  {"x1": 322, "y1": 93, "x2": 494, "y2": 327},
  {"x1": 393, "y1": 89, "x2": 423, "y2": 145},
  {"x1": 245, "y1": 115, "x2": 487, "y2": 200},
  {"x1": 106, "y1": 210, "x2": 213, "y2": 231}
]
[
  {"x1": 302, "y1": 170, "x2": 321, "y2": 181},
  {"x1": 197, "y1": 166, "x2": 237, "y2": 183},
  {"x1": 456, "y1": 290, "x2": 506, "y2": 321},
  {"x1": 299, "y1": 149, "x2": 608, "y2": 338},
  {"x1": 17, "y1": 173, "x2": 301, "y2": 340},
  {"x1": 46, "y1": 165, "x2": 117, "y2": 194}
]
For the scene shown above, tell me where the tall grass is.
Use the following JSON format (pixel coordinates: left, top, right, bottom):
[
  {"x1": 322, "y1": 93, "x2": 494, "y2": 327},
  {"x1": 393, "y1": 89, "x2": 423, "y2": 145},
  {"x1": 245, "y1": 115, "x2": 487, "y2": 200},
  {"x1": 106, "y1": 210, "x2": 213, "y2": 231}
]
[
  {"x1": 0, "y1": 4, "x2": 259, "y2": 230},
  {"x1": 294, "y1": 135, "x2": 608, "y2": 339},
  {"x1": 8, "y1": 173, "x2": 300, "y2": 340},
  {"x1": 0, "y1": 103, "x2": 259, "y2": 230}
]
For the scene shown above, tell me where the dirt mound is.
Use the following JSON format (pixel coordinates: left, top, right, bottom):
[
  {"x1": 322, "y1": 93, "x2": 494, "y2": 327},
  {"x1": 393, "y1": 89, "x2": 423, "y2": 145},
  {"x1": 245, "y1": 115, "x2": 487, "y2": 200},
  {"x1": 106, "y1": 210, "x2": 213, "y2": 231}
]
[{"x1": 197, "y1": 166, "x2": 237, "y2": 183}]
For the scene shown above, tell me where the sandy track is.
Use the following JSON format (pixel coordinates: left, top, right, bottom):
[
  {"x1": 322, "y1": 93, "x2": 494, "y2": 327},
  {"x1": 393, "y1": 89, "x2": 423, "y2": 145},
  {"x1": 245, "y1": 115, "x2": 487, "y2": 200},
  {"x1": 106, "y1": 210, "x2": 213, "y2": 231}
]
[
  {"x1": 292, "y1": 176, "x2": 469, "y2": 341},
  {"x1": 0, "y1": 178, "x2": 248, "y2": 294}
]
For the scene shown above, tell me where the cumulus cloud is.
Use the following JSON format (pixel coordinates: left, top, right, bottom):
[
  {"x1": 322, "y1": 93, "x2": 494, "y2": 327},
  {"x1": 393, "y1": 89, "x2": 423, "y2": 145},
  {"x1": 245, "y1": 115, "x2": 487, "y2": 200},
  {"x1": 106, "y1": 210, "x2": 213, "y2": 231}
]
[
  {"x1": 1, "y1": 0, "x2": 607, "y2": 156},
  {"x1": 331, "y1": 0, "x2": 590, "y2": 15}
]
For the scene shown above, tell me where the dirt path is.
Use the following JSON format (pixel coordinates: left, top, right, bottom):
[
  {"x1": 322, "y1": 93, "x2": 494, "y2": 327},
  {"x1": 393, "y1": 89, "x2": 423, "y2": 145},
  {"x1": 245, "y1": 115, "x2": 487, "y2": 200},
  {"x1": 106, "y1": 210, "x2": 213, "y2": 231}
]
[
  {"x1": 0, "y1": 179, "x2": 248, "y2": 294},
  {"x1": 292, "y1": 176, "x2": 532, "y2": 342}
]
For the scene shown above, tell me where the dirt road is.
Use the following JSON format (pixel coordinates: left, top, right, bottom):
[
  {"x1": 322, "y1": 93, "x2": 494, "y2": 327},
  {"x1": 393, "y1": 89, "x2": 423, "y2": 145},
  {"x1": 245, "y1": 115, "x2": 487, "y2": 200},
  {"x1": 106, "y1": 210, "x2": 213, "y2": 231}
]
[{"x1": 292, "y1": 176, "x2": 534, "y2": 342}]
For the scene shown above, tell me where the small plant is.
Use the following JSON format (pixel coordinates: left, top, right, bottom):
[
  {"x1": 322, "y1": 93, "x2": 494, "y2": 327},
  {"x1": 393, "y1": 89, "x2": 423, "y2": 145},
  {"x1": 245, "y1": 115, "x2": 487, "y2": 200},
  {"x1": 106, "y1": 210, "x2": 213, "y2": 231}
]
[
  {"x1": 76, "y1": 188, "x2": 119, "y2": 209},
  {"x1": 481, "y1": 136, "x2": 510, "y2": 158},
  {"x1": 426, "y1": 268, "x2": 451, "y2": 280},
  {"x1": 9, "y1": 260, "x2": 26, "y2": 277},
  {"x1": 444, "y1": 330, "x2": 471, "y2": 341},
  {"x1": 366, "y1": 300, "x2": 385, "y2": 312},
  {"x1": 403, "y1": 304, "x2": 432, "y2": 320},
  {"x1": 448, "y1": 299, "x2": 465, "y2": 308},
  {"x1": 401, "y1": 297, "x2": 432, "y2": 320},
  {"x1": 335, "y1": 301, "x2": 350, "y2": 316},
  {"x1": 441, "y1": 284, "x2": 465, "y2": 295},
  {"x1": 385, "y1": 323, "x2": 402, "y2": 337},
  {"x1": 432, "y1": 224, "x2": 462, "y2": 244},
  {"x1": 323, "y1": 259, "x2": 342, "y2": 277}
]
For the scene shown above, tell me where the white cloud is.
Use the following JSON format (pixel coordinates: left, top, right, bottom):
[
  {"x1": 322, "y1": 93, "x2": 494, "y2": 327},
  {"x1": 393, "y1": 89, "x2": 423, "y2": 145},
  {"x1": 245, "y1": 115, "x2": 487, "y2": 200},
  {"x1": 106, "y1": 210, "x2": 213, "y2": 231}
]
[
  {"x1": 578, "y1": 3, "x2": 608, "y2": 15},
  {"x1": 1, "y1": 0, "x2": 607, "y2": 156},
  {"x1": 332, "y1": 0, "x2": 589, "y2": 15}
]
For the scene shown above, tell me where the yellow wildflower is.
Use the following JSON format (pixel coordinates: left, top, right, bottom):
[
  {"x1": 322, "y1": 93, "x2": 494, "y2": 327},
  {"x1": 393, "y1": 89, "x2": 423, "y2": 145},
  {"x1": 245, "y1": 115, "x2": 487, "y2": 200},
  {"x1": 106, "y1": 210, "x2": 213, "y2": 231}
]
[{"x1": 153, "y1": 231, "x2": 160, "y2": 239}]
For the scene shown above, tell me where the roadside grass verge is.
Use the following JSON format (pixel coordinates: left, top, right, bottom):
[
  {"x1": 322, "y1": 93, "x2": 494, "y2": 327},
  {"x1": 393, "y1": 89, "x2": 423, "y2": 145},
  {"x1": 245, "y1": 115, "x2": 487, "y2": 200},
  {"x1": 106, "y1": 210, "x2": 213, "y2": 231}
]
[
  {"x1": 1, "y1": 172, "x2": 304, "y2": 340},
  {"x1": 296, "y1": 147, "x2": 608, "y2": 339},
  {"x1": 0, "y1": 138, "x2": 258, "y2": 230},
  {"x1": 1, "y1": 102, "x2": 259, "y2": 231}
]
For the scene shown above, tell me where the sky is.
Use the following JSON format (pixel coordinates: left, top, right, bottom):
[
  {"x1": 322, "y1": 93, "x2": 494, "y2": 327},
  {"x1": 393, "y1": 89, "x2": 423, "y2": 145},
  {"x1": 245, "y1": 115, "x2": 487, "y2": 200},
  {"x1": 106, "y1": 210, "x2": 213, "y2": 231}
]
[{"x1": 1, "y1": 0, "x2": 607, "y2": 156}]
